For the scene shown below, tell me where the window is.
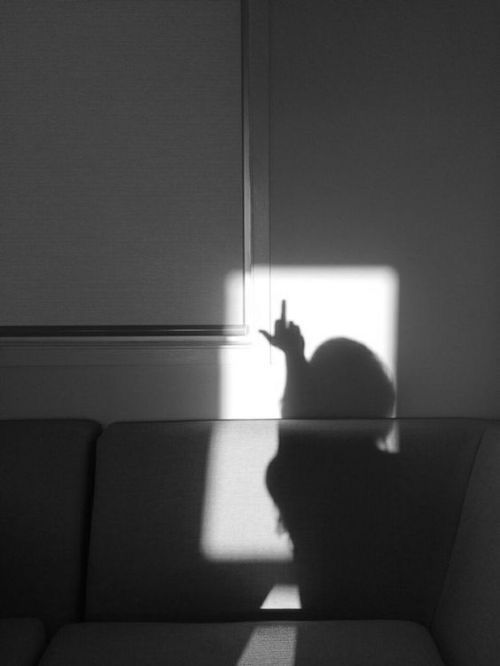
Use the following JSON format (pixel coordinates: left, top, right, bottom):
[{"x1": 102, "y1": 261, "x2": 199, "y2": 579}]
[{"x1": 0, "y1": 0, "x2": 268, "y2": 340}]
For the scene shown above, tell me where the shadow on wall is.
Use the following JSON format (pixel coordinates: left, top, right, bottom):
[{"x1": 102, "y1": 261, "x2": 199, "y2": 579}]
[
  {"x1": 260, "y1": 300, "x2": 395, "y2": 420},
  {"x1": 262, "y1": 303, "x2": 398, "y2": 615}
]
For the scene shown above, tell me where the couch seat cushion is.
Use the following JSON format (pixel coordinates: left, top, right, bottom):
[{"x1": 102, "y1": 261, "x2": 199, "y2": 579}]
[
  {"x1": 39, "y1": 620, "x2": 444, "y2": 665},
  {"x1": 0, "y1": 618, "x2": 45, "y2": 666}
]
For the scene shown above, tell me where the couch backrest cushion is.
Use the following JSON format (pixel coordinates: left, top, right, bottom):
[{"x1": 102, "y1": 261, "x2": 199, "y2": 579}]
[
  {"x1": 86, "y1": 420, "x2": 289, "y2": 622},
  {"x1": 0, "y1": 419, "x2": 100, "y2": 635},
  {"x1": 432, "y1": 425, "x2": 500, "y2": 666},
  {"x1": 271, "y1": 419, "x2": 491, "y2": 623},
  {"x1": 86, "y1": 419, "x2": 486, "y2": 623}
]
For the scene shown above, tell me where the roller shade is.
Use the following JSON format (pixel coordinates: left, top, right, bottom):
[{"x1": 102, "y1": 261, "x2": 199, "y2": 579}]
[{"x1": 0, "y1": 1, "x2": 245, "y2": 335}]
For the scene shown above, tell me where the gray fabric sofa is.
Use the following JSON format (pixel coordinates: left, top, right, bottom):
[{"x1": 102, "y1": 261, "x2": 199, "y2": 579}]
[{"x1": 1, "y1": 418, "x2": 499, "y2": 665}]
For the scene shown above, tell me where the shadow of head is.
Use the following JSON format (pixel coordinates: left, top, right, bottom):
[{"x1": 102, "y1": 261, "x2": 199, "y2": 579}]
[{"x1": 290, "y1": 337, "x2": 395, "y2": 421}]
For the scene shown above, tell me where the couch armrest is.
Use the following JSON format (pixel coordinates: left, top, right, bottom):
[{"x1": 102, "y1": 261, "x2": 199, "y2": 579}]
[{"x1": 432, "y1": 425, "x2": 500, "y2": 666}]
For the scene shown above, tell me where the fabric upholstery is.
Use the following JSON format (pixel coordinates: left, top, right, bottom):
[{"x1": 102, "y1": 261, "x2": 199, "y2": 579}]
[
  {"x1": 0, "y1": 618, "x2": 45, "y2": 666},
  {"x1": 432, "y1": 425, "x2": 500, "y2": 666},
  {"x1": 270, "y1": 419, "x2": 484, "y2": 623},
  {"x1": 86, "y1": 418, "x2": 485, "y2": 624},
  {"x1": 0, "y1": 420, "x2": 101, "y2": 635},
  {"x1": 86, "y1": 420, "x2": 287, "y2": 621},
  {"x1": 39, "y1": 620, "x2": 444, "y2": 666}
]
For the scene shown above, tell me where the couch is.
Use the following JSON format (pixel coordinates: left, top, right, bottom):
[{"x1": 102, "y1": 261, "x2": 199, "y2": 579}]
[{"x1": 1, "y1": 418, "x2": 499, "y2": 665}]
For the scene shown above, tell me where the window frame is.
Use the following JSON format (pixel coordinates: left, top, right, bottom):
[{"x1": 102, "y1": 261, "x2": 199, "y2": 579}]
[{"x1": 0, "y1": 0, "x2": 269, "y2": 349}]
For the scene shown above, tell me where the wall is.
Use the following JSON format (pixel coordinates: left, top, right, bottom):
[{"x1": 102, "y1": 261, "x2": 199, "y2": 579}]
[
  {"x1": 1, "y1": 0, "x2": 499, "y2": 422},
  {"x1": 269, "y1": 0, "x2": 500, "y2": 417}
]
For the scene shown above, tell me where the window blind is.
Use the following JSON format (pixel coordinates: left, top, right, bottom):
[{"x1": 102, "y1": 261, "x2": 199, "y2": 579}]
[{"x1": 0, "y1": 1, "x2": 245, "y2": 334}]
